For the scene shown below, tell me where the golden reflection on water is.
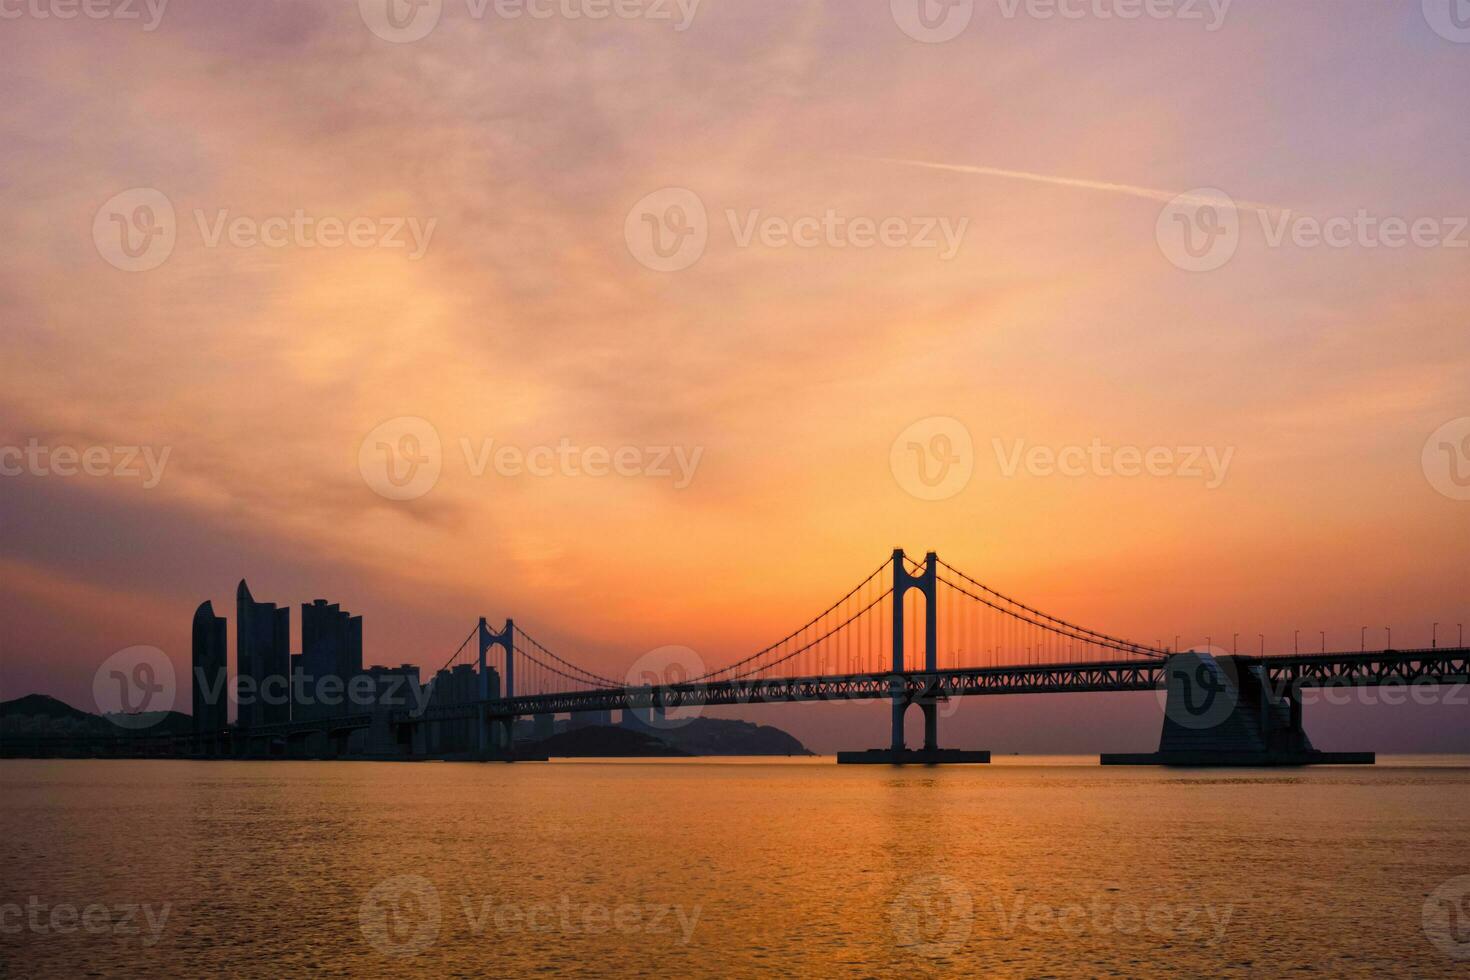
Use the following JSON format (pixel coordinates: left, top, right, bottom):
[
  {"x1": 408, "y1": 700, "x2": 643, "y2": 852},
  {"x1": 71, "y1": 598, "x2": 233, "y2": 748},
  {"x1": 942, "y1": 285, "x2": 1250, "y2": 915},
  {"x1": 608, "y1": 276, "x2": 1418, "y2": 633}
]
[{"x1": 3, "y1": 757, "x2": 1469, "y2": 977}]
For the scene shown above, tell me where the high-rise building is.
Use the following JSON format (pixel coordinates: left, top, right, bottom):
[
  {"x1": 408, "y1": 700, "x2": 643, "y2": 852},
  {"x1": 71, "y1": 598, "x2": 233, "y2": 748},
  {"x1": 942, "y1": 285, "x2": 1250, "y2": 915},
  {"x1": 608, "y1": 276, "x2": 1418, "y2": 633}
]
[
  {"x1": 426, "y1": 663, "x2": 498, "y2": 754},
  {"x1": 191, "y1": 600, "x2": 227, "y2": 735},
  {"x1": 364, "y1": 664, "x2": 422, "y2": 711},
  {"x1": 237, "y1": 580, "x2": 290, "y2": 729},
  {"x1": 299, "y1": 599, "x2": 364, "y2": 719}
]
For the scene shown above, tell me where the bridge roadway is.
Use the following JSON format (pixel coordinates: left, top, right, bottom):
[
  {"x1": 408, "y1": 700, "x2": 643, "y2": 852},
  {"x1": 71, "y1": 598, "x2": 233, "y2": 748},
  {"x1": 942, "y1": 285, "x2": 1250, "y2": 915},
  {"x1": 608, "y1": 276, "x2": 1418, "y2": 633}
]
[{"x1": 400, "y1": 646, "x2": 1470, "y2": 725}]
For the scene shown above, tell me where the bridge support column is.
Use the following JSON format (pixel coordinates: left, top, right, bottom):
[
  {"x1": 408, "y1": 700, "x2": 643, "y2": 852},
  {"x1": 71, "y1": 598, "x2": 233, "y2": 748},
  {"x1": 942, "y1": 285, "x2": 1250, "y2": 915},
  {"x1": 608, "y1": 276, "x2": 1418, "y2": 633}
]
[
  {"x1": 478, "y1": 618, "x2": 514, "y2": 755},
  {"x1": 922, "y1": 701, "x2": 938, "y2": 752},
  {"x1": 1102, "y1": 653, "x2": 1374, "y2": 767}
]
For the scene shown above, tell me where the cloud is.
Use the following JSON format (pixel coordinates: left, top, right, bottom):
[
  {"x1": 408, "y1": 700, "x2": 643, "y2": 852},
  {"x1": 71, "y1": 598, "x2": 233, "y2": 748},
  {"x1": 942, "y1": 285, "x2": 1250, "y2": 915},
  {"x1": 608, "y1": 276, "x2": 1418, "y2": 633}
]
[{"x1": 865, "y1": 156, "x2": 1280, "y2": 214}]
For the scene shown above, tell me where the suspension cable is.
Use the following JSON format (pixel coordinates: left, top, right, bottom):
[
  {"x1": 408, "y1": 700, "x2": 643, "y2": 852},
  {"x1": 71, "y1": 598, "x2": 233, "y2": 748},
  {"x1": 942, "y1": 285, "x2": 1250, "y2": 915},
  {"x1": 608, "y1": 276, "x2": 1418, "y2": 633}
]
[
  {"x1": 722, "y1": 588, "x2": 893, "y2": 682},
  {"x1": 512, "y1": 626, "x2": 620, "y2": 687},
  {"x1": 511, "y1": 640, "x2": 619, "y2": 691},
  {"x1": 435, "y1": 624, "x2": 480, "y2": 676},
  {"x1": 690, "y1": 559, "x2": 891, "y2": 681},
  {"x1": 936, "y1": 573, "x2": 1164, "y2": 658}
]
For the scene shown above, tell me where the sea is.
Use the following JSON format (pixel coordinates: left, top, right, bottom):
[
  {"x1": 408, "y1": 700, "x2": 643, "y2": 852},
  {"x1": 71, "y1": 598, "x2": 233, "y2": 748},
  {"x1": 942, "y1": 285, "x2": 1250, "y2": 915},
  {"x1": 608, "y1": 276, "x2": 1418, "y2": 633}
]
[{"x1": 3, "y1": 756, "x2": 1469, "y2": 977}]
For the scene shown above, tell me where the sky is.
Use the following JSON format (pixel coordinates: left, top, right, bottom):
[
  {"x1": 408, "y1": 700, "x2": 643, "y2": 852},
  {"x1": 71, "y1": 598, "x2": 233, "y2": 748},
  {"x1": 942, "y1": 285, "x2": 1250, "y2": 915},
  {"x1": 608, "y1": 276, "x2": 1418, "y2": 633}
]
[{"x1": 0, "y1": 0, "x2": 1467, "y2": 752}]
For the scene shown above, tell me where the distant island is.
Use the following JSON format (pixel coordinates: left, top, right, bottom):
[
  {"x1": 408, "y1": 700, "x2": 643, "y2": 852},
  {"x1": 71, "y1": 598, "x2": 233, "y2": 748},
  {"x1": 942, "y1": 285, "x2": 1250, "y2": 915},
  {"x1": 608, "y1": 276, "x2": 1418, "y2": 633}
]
[
  {"x1": 532, "y1": 718, "x2": 813, "y2": 758},
  {"x1": 0, "y1": 695, "x2": 813, "y2": 759},
  {"x1": 1, "y1": 693, "x2": 194, "y2": 738}
]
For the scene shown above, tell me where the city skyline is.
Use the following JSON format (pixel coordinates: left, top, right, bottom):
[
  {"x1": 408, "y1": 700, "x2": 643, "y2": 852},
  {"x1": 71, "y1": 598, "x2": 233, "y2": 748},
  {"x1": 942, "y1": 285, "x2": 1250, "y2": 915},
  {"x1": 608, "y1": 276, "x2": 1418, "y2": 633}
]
[{"x1": 9, "y1": 545, "x2": 1468, "y2": 757}]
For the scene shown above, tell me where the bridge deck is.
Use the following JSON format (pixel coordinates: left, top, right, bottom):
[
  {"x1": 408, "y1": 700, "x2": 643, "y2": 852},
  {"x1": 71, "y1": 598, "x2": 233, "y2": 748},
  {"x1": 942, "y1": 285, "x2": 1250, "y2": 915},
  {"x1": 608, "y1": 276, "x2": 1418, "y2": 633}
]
[{"x1": 404, "y1": 647, "x2": 1470, "y2": 723}]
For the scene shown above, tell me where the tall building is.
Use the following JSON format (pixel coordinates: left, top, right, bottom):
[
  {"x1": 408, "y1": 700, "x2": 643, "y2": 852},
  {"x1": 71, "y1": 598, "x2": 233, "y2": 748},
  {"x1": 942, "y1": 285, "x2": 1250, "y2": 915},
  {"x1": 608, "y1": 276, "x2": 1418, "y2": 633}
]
[
  {"x1": 427, "y1": 663, "x2": 498, "y2": 754},
  {"x1": 365, "y1": 664, "x2": 422, "y2": 711},
  {"x1": 299, "y1": 599, "x2": 364, "y2": 719},
  {"x1": 237, "y1": 580, "x2": 290, "y2": 729},
  {"x1": 191, "y1": 600, "x2": 227, "y2": 735}
]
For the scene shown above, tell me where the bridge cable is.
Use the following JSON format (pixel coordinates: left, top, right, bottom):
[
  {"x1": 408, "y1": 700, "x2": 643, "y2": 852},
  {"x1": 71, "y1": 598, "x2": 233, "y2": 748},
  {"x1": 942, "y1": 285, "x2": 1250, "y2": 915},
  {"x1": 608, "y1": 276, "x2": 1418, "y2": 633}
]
[
  {"x1": 722, "y1": 588, "x2": 893, "y2": 682},
  {"x1": 511, "y1": 625, "x2": 621, "y2": 687},
  {"x1": 935, "y1": 572, "x2": 1165, "y2": 659},
  {"x1": 690, "y1": 559, "x2": 891, "y2": 682}
]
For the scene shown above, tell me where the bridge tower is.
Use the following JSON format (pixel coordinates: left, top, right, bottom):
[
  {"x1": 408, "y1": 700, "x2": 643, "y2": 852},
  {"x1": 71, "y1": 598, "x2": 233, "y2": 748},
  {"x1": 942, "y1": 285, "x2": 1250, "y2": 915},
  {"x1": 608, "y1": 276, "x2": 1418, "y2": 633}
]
[
  {"x1": 478, "y1": 618, "x2": 514, "y2": 754},
  {"x1": 838, "y1": 549, "x2": 988, "y2": 764},
  {"x1": 890, "y1": 548, "x2": 938, "y2": 751}
]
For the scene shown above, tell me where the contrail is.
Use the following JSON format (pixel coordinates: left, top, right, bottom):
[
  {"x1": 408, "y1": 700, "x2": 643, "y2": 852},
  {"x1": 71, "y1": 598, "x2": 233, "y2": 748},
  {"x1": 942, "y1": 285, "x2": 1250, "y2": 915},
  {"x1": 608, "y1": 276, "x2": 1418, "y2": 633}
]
[{"x1": 869, "y1": 156, "x2": 1278, "y2": 214}]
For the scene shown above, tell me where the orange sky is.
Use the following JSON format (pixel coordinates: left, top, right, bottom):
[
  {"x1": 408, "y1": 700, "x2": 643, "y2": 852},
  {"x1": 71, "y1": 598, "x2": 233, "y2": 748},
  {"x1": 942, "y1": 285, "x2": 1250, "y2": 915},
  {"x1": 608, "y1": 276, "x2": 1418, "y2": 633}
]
[{"x1": 1, "y1": 0, "x2": 1466, "y2": 751}]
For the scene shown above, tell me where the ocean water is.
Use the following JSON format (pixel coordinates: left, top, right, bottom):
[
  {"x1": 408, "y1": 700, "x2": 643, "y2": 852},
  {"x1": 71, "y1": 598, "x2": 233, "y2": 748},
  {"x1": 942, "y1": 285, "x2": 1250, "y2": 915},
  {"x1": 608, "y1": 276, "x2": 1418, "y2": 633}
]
[{"x1": 3, "y1": 756, "x2": 1469, "y2": 977}]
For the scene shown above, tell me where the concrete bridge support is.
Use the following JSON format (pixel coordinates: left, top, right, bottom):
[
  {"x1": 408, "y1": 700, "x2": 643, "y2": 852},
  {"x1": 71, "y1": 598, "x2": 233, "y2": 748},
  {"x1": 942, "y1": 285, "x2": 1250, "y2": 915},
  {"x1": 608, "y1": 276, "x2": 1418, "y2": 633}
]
[{"x1": 1102, "y1": 653, "x2": 1375, "y2": 766}]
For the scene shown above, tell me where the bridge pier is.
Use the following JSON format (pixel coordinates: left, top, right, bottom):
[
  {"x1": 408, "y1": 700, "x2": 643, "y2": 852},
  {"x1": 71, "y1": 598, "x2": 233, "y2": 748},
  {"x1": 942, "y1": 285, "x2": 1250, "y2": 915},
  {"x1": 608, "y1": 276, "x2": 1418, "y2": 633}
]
[{"x1": 1102, "y1": 653, "x2": 1375, "y2": 767}]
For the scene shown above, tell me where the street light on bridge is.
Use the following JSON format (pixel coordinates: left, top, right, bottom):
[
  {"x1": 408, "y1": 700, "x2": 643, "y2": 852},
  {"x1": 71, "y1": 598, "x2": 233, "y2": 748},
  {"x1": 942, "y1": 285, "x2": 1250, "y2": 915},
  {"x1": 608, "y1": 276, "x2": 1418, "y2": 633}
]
[
  {"x1": 1433, "y1": 623, "x2": 1438, "y2": 649},
  {"x1": 1294, "y1": 630, "x2": 1300, "y2": 654},
  {"x1": 1360, "y1": 626, "x2": 1367, "y2": 652},
  {"x1": 1259, "y1": 634, "x2": 1265, "y2": 657},
  {"x1": 1233, "y1": 632, "x2": 1239, "y2": 655},
  {"x1": 1385, "y1": 626, "x2": 1391, "y2": 650},
  {"x1": 1320, "y1": 631, "x2": 1326, "y2": 653}
]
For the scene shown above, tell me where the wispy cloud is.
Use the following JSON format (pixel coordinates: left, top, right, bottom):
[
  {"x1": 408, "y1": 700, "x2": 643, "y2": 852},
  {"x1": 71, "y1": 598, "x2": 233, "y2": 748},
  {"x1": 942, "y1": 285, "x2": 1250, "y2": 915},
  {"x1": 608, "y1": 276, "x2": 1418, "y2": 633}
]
[{"x1": 867, "y1": 157, "x2": 1279, "y2": 214}]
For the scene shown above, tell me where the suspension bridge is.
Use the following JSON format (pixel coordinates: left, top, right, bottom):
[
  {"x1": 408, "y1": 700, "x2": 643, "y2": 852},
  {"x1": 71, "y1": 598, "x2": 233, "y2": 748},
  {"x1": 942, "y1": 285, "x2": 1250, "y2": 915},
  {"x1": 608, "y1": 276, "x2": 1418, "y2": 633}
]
[
  {"x1": 24, "y1": 548, "x2": 1463, "y2": 764},
  {"x1": 389, "y1": 549, "x2": 1468, "y2": 766}
]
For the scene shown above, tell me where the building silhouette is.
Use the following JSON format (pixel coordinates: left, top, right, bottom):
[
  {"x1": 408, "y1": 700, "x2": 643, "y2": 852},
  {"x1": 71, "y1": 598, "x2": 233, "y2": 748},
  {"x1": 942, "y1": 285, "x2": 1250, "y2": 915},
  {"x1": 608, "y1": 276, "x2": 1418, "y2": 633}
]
[
  {"x1": 296, "y1": 598, "x2": 364, "y2": 720},
  {"x1": 237, "y1": 580, "x2": 290, "y2": 729},
  {"x1": 365, "y1": 664, "x2": 421, "y2": 709},
  {"x1": 427, "y1": 662, "x2": 499, "y2": 754},
  {"x1": 191, "y1": 600, "x2": 227, "y2": 735}
]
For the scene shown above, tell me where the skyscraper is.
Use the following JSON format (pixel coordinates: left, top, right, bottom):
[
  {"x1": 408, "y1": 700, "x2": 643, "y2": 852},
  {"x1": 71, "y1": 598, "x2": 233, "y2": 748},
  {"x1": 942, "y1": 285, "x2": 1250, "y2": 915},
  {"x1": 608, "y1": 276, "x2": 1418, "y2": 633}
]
[
  {"x1": 237, "y1": 580, "x2": 290, "y2": 729},
  {"x1": 191, "y1": 600, "x2": 227, "y2": 735},
  {"x1": 300, "y1": 599, "x2": 364, "y2": 719}
]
